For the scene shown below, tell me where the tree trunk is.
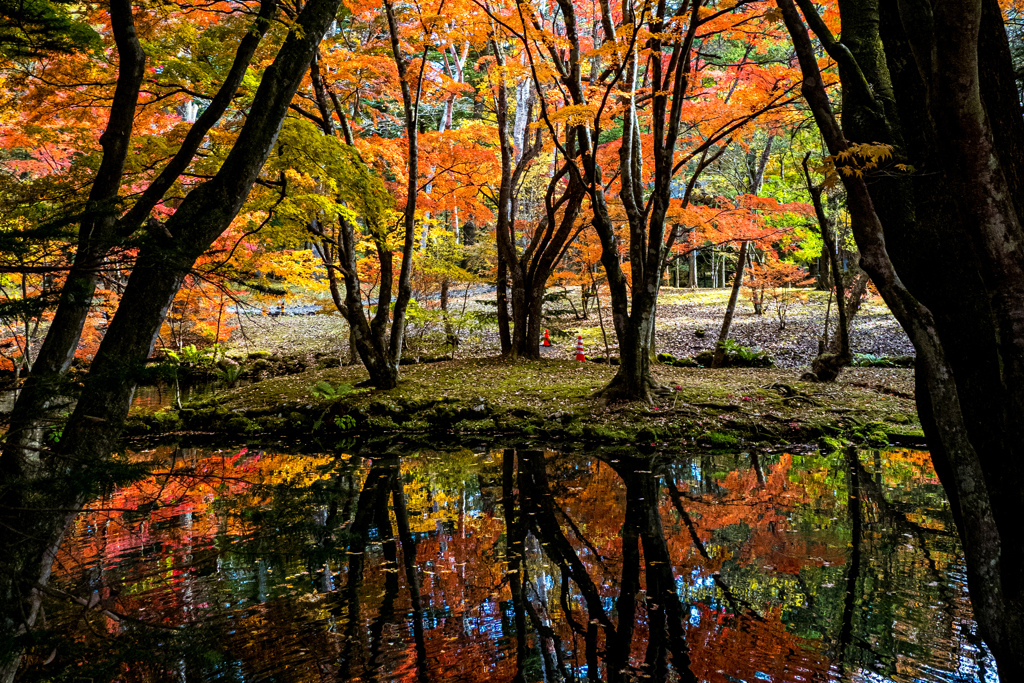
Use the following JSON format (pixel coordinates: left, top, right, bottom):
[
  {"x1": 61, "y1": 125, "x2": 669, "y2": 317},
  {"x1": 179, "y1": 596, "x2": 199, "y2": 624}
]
[
  {"x1": 806, "y1": 155, "x2": 852, "y2": 382},
  {"x1": 780, "y1": 0, "x2": 1024, "y2": 675},
  {"x1": 711, "y1": 242, "x2": 747, "y2": 368},
  {"x1": 827, "y1": 270, "x2": 869, "y2": 355},
  {"x1": 491, "y1": 40, "x2": 584, "y2": 362},
  {"x1": 0, "y1": 0, "x2": 344, "y2": 674},
  {"x1": 496, "y1": 258, "x2": 511, "y2": 354},
  {"x1": 0, "y1": 0, "x2": 145, "y2": 485},
  {"x1": 383, "y1": 0, "x2": 420, "y2": 373},
  {"x1": 1, "y1": 0, "x2": 277, "y2": 485}
]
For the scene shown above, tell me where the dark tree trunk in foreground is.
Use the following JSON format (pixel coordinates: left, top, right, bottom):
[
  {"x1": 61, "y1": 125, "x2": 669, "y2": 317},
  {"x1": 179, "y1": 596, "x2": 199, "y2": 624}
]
[
  {"x1": 780, "y1": 0, "x2": 1024, "y2": 676},
  {"x1": 0, "y1": 0, "x2": 145, "y2": 487},
  {"x1": 0, "y1": 0, "x2": 343, "y2": 676},
  {"x1": 1, "y1": 0, "x2": 276, "y2": 480}
]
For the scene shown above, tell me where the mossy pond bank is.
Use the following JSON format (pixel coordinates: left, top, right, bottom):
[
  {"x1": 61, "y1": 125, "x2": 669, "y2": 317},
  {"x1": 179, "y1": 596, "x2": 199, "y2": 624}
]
[
  {"x1": 22, "y1": 437, "x2": 993, "y2": 682},
  {"x1": 126, "y1": 356, "x2": 923, "y2": 450}
]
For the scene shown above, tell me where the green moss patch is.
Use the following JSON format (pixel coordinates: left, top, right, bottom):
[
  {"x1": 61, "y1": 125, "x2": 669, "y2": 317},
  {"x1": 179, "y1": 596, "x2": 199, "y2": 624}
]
[{"x1": 125, "y1": 357, "x2": 921, "y2": 447}]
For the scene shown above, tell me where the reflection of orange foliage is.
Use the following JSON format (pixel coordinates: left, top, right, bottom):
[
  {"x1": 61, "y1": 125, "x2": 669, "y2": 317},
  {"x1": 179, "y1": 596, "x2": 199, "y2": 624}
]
[
  {"x1": 46, "y1": 446, "x2": 958, "y2": 682},
  {"x1": 688, "y1": 605, "x2": 829, "y2": 682},
  {"x1": 668, "y1": 453, "x2": 847, "y2": 574}
]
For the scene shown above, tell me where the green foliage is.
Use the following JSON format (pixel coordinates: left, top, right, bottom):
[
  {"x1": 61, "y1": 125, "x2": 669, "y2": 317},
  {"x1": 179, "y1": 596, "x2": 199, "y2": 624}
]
[
  {"x1": 163, "y1": 344, "x2": 222, "y2": 367},
  {"x1": 852, "y1": 353, "x2": 915, "y2": 368},
  {"x1": 0, "y1": 0, "x2": 101, "y2": 59},
  {"x1": 309, "y1": 380, "x2": 355, "y2": 401},
  {"x1": 697, "y1": 340, "x2": 774, "y2": 368},
  {"x1": 264, "y1": 118, "x2": 395, "y2": 247},
  {"x1": 217, "y1": 363, "x2": 244, "y2": 387}
]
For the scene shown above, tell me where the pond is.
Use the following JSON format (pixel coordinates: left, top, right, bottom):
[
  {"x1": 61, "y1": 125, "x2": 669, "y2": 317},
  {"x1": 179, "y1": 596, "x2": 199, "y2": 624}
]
[{"x1": 24, "y1": 441, "x2": 996, "y2": 682}]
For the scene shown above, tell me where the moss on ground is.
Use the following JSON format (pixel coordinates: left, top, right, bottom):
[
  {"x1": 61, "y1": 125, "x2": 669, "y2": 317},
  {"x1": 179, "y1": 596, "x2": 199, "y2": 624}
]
[{"x1": 124, "y1": 356, "x2": 922, "y2": 449}]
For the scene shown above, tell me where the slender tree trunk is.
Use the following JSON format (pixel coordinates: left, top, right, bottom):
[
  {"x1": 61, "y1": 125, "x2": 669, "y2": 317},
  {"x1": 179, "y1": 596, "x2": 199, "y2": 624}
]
[
  {"x1": 828, "y1": 271, "x2": 869, "y2": 355},
  {"x1": 711, "y1": 242, "x2": 747, "y2": 368},
  {"x1": 383, "y1": 0, "x2": 420, "y2": 371},
  {"x1": 497, "y1": 258, "x2": 511, "y2": 354},
  {"x1": 806, "y1": 155, "x2": 852, "y2": 381}
]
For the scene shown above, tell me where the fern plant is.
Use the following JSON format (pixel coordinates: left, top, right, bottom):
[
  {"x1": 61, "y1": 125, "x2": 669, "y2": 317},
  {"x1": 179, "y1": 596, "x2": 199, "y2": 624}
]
[{"x1": 310, "y1": 380, "x2": 354, "y2": 401}]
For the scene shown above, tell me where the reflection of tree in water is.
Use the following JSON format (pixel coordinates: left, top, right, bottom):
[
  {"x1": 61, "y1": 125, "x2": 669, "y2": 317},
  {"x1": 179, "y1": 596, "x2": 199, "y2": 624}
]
[
  {"x1": 503, "y1": 449, "x2": 698, "y2": 682},
  {"x1": 27, "y1": 445, "x2": 991, "y2": 682}
]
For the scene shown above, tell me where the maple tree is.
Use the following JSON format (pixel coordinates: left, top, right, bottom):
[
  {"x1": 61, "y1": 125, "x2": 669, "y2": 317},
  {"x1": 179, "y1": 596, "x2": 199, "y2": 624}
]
[
  {"x1": 482, "y1": 0, "x2": 803, "y2": 398},
  {"x1": 2, "y1": 0, "x2": 1023, "y2": 676},
  {"x1": 0, "y1": 0, "x2": 349, "y2": 674}
]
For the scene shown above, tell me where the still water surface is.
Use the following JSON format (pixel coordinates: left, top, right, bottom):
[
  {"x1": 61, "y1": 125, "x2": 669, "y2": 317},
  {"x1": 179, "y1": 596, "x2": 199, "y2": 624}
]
[{"x1": 34, "y1": 443, "x2": 995, "y2": 682}]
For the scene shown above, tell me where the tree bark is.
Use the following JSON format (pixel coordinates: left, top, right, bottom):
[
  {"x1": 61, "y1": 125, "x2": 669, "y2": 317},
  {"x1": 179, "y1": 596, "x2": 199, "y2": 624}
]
[
  {"x1": 491, "y1": 40, "x2": 584, "y2": 361},
  {"x1": 0, "y1": 0, "x2": 277, "y2": 482},
  {"x1": 779, "y1": 0, "x2": 1024, "y2": 675},
  {"x1": 711, "y1": 242, "x2": 747, "y2": 368},
  {"x1": 496, "y1": 257, "x2": 511, "y2": 354},
  {"x1": 383, "y1": 0, "x2": 420, "y2": 372},
  {"x1": 805, "y1": 155, "x2": 852, "y2": 381},
  {"x1": 0, "y1": 0, "x2": 344, "y2": 675},
  {"x1": 0, "y1": 0, "x2": 145, "y2": 486}
]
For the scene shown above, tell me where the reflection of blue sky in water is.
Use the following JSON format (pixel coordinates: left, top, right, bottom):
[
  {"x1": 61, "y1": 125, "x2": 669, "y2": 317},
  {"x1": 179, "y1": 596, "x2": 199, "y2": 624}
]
[{"x1": 34, "y1": 444, "x2": 997, "y2": 682}]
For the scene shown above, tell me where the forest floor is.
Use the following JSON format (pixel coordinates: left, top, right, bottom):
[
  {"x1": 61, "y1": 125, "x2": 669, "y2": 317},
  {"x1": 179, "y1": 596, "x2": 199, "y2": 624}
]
[
  {"x1": 126, "y1": 356, "x2": 921, "y2": 449},
  {"x1": 123, "y1": 288, "x2": 922, "y2": 449},
  {"x1": 225, "y1": 287, "x2": 913, "y2": 369}
]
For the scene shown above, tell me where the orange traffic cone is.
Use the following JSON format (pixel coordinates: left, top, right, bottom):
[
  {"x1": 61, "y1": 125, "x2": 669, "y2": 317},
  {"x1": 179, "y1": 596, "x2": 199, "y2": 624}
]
[
  {"x1": 575, "y1": 335, "x2": 585, "y2": 361},
  {"x1": 542, "y1": 329, "x2": 551, "y2": 347}
]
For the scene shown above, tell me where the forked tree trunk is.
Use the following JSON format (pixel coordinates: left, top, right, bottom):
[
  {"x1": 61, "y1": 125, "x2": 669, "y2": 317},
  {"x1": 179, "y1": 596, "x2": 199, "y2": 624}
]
[
  {"x1": 491, "y1": 40, "x2": 584, "y2": 361},
  {"x1": 0, "y1": 0, "x2": 145, "y2": 485},
  {"x1": 310, "y1": 0, "x2": 420, "y2": 387},
  {"x1": 1, "y1": 0, "x2": 277, "y2": 485},
  {"x1": 0, "y1": 0, "x2": 343, "y2": 676}
]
